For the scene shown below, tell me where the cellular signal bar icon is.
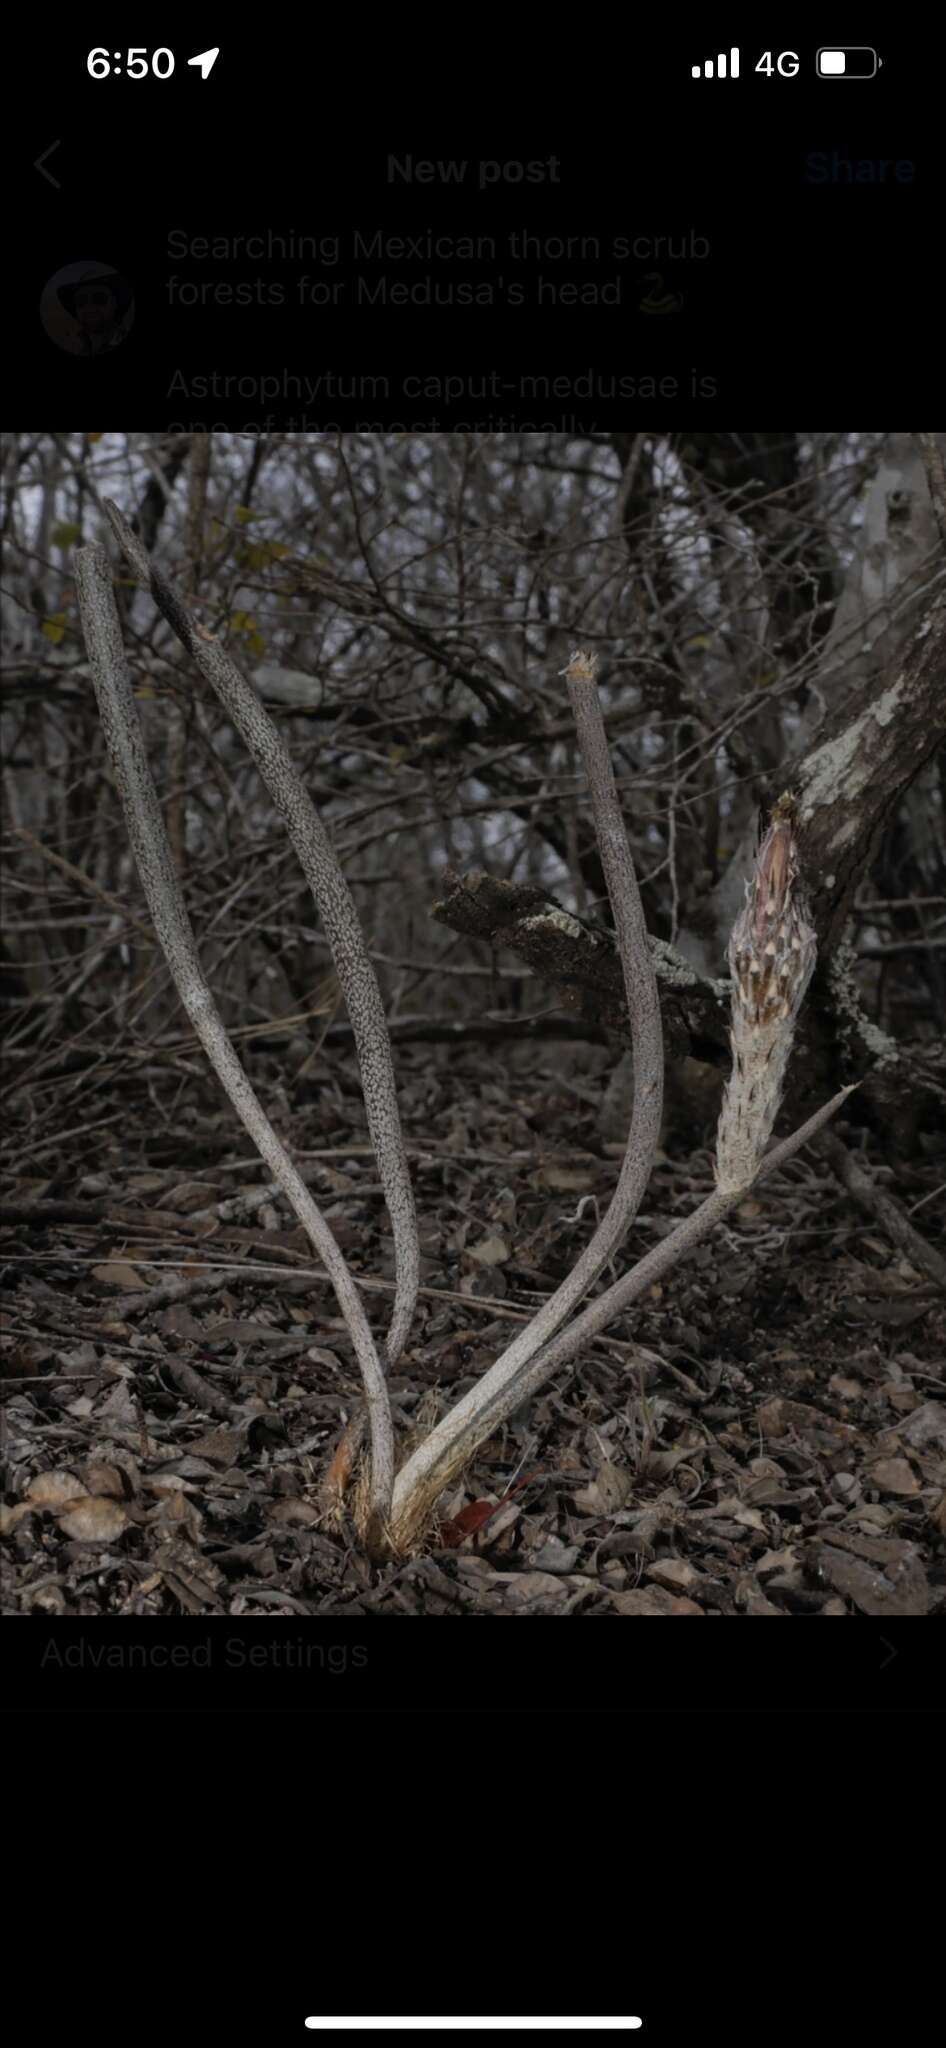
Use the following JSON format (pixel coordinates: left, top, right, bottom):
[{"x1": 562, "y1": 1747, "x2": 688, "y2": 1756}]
[{"x1": 691, "y1": 48, "x2": 740, "y2": 77}]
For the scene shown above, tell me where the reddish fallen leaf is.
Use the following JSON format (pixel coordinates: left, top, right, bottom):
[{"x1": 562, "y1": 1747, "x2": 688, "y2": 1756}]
[
  {"x1": 439, "y1": 1499, "x2": 501, "y2": 1546},
  {"x1": 438, "y1": 1471, "x2": 540, "y2": 1548}
]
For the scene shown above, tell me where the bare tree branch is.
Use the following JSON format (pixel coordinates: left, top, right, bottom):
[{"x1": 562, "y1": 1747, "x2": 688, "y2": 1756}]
[{"x1": 431, "y1": 869, "x2": 730, "y2": 1063}]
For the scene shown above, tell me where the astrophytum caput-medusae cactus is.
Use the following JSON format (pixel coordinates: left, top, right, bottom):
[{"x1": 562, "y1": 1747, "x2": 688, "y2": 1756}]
[{"x1": 715, "y1": 794, "x2": 818, "y2": 1192}]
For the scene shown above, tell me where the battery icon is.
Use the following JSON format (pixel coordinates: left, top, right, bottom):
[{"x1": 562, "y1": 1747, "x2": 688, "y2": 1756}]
[{"x1": 816, "y1": 46, "x2": 880, "y2": 77}]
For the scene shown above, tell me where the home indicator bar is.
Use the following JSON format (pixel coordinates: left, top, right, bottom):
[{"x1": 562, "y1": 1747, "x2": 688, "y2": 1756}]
[{"x1": 304, "y1": 2024, "x2": 645, "y2": 2034}]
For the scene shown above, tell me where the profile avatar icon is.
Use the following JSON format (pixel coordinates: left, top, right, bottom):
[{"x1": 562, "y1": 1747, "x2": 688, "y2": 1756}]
[{"x1": 42, "y1": 262, "x2": 135, "y2": 356}]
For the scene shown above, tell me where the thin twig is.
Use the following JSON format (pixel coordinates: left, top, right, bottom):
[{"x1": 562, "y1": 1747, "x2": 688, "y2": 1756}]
[{"x1": 820, "y1": 1129, "x2": 946, "y2": 1290}]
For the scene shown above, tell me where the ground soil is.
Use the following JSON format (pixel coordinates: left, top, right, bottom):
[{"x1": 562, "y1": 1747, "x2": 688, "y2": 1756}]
[{"x1": 3, "y1": 1042, "x2": 944, "y2": 1616}]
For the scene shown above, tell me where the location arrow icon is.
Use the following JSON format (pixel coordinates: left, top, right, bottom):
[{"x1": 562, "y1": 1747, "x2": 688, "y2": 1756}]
[{"x1": 187, "y1": 48, "x2": 220, "y2": 79}]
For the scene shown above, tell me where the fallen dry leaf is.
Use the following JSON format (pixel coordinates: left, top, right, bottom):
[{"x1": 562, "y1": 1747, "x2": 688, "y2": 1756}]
[
  {"x1": 92, "y1": 1260, "x2": 147, "y2": 1289},
  {"x1": 466, "y1": 1233, "x2": 510, "y2": 1267},
  {"x1": 267, "y1": 1498, "x2": 321, "y2": 1527},
  {"x1": 868, "y1": 1457, "x2": 920, "y2": 1497},
  {"x1": 573, "y1": 1461, "x2": 633, "y2": 1515},
  {"x1": 809, "y1": 1541, "x2": 929, "y2": 1618},
  {"x1": 611, "y1": 1586, "x2": 703, "y2": 1614},
  {"x1": 81, "y1": 1461, "x2": 127, "y2": 1498},
  {"x1": 56, "y1": 1497, "x2": 129, "y2": 1543},
  {"x1": 27, "y1": 1470, "x2": 89, "y2": 1508},
  {"x1": 897, "y1": 1402, "x2": 946, "y2": 1452},
  {"x1": 0, "y1": 1502, "x2": 33, "y2": 1534},
  {"x1": 646, "y1": 1558, "x2": 701, "y2": 1593},
  {"x1": 540, "y1": 1164, "x2": 595, "y2": 1192}
]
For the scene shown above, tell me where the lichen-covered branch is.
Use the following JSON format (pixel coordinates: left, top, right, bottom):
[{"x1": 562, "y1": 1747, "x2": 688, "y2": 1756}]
[
  {"x1": 795, "y1": 584, "x2": 946, "y2": 955},
  {"x1": 431, "y1": 868, "x2": 731, "y2": 1064}
]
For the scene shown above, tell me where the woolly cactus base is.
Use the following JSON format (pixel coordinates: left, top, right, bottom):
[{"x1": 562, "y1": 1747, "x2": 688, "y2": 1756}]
[{"x1": 716, "y1": 795, "x2": 817, "y2": 1192}]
